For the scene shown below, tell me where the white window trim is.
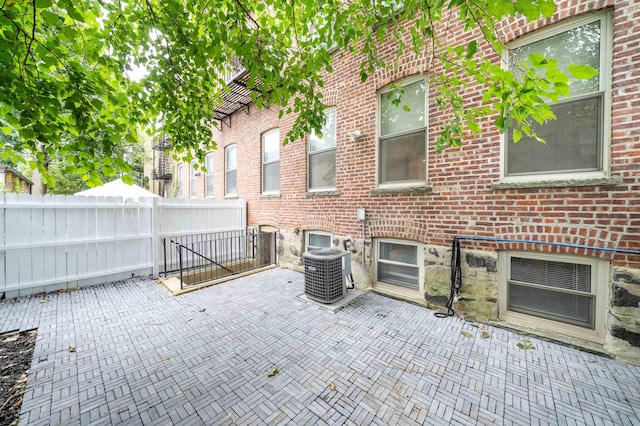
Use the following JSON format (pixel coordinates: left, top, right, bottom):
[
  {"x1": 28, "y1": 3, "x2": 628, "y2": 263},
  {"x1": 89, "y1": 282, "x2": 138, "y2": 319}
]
[
  {"x1": 308, "y1": 108, "x2": 337, "y2": 192},
  {"x1": 262, "y1": 129, "x2": 280, "y2": 195},
  {"x1": 305, "y1": 231, "x2": 333, "y2": 252},
  {"x1": 498, "y1": 251, "x2": 608, "y2": 343},
  {"x1": 376, "y1": 74, "x2": 428, "y2": 189},
  {"x1": 374, "y1": 238, "x2": 424, "y2": 293},
  {"x1": 205, "y1": 153, "x2": 214, "y2": 198},
  {"x1": 225, "y1": 145, "x2": 237, "y2": 197},
  {"x1": 499, "y1": 10, "x2": 612, "y2": 184}
]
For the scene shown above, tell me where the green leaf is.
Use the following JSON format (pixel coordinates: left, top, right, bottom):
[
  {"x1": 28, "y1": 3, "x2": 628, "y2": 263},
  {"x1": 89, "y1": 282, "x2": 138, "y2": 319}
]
[
  {"x1": 36, "y1": 0, "x2": 52, "y2": 8},
  {"x1": 66, "y1": 7, "x2": 85, "y2": 22},
  {"x1": 515, "y1": 0, "x2": 539, "y2": 20},
  {"x1": 528, "y1": 53, "x2": 547, "y2": 67},
  {"x1": 122, "y1": 174, "x2": 133, "y2": 185},
  {"x1": 517, "y1": 339, "x2": 536, "y2": 350},
  {"x1": 124, "y1": 132, "x2": 137, "y2": 143},
  {"x1": 466, "y1": 40, "x2": 477, "y2": 59},
  {"x1": 512, "y1": 128, "x2": 522, "y2": 142},
  {"x1": 539, "y1": 1, "x2": 556, "y2": 17},
  {"x1": 567, "y1": 64, "x2": 599, "y2": 80},
  {"x1": 267, "y1": 366, "x2": 279, "y2": 377}
]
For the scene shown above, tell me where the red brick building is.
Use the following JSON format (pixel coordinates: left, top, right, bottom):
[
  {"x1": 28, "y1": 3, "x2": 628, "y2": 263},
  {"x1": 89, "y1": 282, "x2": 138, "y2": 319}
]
[{"x1": 176, "y1": 1, "x2": 640, "y2": 363}]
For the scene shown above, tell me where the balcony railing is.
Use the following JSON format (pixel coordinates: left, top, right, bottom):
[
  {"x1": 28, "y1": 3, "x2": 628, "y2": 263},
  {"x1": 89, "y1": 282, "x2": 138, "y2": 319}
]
[
  {"x1": 153, "y1": 135, "x2": 171, "y2": 151},
  {"x1": 223, "y1": 57, "x2": 246, "y2": 85}
]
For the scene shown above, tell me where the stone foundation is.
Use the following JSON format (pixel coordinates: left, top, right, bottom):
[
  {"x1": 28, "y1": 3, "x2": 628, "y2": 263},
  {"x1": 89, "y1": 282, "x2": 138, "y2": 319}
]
[
  {"x1": 274, "y1": 231, "x2": 640, "y2": 365},
  {"x1": 277, "y1": 229, "x2": 304, "y2": 272},
  {"x1": 424, "y1": 246, "x2": 499, "y2": 323},
  {"x1": 607, "y1": 267, "x2": 640, "y2": 365},
  {"x1": 277, "y1": 230, "x2": 373, "y2": 288}
]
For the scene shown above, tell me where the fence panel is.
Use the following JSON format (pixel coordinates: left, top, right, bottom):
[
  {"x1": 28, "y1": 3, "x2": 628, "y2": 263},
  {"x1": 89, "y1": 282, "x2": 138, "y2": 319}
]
[{"x1": 0, "y1": 194, "x2": 246, "y2": 298}]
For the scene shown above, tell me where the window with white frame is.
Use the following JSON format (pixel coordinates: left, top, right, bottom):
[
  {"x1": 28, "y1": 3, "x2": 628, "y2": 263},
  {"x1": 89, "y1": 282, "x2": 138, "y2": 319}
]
[
  {"x1": 205, "y1": 153, "x2": 214, "y2": 197},
  {"x1": 499, "y1": 252, "x2": 607, "y2": 340},
  {"x1": 190, "y1": 160, "x2": 197, "y2": 198},
  {"x1": 225, "y1": 145, "x2": 237, "y2": 196},
  {"x1": 176, "y1": 164, "x2": 183, "y2": 198},
  {"x1": 378, "y1": 77, "x2": 427, "y2": 185},
  {"x1": 262, "y1": 129, "x2": 280, "y2": 193},
  {"x1": 376, "y1": 239, "x2": 422, "y2": 290},
  {"x1": 306, "y1": 231, "x2": 332, "y2": 252},
  {"x1": 504, "y1": 12, "x2": 610, "y2": 179},
  {"x1": 308, "y1": 109, "x2": 337, "y2": 190}
]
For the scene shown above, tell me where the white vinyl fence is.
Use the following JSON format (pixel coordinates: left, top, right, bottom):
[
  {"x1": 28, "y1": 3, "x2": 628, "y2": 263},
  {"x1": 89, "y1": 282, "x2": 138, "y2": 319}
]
[{"x1": 0, "y1": 193, "x2": 245, "y2": 298}]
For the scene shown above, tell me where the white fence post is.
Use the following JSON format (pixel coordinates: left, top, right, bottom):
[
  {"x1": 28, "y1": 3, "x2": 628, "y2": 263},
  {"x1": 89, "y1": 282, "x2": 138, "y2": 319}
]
[{"x1": 152, "y1": 196, "x2": 160, "y2": 277}]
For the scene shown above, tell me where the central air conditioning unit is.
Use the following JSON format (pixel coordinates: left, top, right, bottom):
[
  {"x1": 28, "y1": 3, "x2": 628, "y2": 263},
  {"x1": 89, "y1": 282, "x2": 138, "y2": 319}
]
[{"x1": 303, "y1": 248, "x2": 351, "y2": 303}]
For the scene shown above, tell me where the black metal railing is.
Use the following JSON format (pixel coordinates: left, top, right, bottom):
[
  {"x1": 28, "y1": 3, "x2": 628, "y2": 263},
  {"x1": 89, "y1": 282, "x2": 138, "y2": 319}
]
[{"x1": 161, "y1": 229, "x2": 277, "y2": 289}]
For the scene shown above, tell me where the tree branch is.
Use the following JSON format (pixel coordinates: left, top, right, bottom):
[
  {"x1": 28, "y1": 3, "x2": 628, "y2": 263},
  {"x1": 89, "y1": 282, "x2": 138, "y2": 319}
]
[{"x1": 23, "y1": 0, "x2": 35, "y2": 69}]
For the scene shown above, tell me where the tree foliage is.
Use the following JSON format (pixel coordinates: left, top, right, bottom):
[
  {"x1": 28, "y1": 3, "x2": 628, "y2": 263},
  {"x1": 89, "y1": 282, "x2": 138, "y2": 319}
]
[
  {"x1": 0, "y1": 0, "x2": 597, "y2": 182},
  {"x1": 23, "y1": 134, "x2": 148, "y2": 194}
]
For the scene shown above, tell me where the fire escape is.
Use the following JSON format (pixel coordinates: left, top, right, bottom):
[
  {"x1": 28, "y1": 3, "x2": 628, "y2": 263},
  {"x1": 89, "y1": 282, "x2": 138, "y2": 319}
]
[
  {"x1": 213, "y1": 57, "x2": 253, "y2": 129},
  {"x1": 152, "y1": 135, "x2": 173, "y2": 197}
]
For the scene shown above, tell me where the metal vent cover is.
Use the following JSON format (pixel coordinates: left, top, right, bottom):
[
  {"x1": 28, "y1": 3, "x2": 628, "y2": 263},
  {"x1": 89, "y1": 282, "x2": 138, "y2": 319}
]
[{"x1": 303, "y1": 249, "x2": 351, "y2": 304}]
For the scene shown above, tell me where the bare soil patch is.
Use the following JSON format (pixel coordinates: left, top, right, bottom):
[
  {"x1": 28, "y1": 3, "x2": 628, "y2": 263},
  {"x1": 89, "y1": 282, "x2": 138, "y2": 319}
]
[{"x1": 0, "y1": 330, "x2": 36, "y2": 426}]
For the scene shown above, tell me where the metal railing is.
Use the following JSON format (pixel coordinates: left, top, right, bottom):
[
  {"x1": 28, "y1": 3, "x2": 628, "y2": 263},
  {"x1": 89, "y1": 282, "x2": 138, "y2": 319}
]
[
  {"x1": 161, "y1": 229, "x2": 277, "y2": 289},
  {"x1": 223, "y1": 56, "x2": 246, "y2": 84}
]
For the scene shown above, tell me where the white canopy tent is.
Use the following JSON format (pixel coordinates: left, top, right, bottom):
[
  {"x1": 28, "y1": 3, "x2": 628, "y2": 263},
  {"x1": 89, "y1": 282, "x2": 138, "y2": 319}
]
[{"x1": 74, "y1": 178, "x2": 160, "y2": 202}]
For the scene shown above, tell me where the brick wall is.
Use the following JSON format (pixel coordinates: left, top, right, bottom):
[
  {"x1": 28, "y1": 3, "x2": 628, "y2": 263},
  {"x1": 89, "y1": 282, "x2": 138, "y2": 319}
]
[
  {"x1": 196, "y1": 0, "x2": 640, "y2": 265},
  {"x1": 179, "y1": 0, "x2": 640, "y2": 362}
]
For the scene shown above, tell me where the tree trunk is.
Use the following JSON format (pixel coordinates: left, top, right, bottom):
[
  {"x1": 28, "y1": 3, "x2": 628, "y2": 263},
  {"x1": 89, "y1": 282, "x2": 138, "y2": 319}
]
[
  {"x1": 30, "y1": 167, "x2": 47, "y2": 194},
  {"x1": 30, "y1": 143, "x2": 49, "y2": 195}
]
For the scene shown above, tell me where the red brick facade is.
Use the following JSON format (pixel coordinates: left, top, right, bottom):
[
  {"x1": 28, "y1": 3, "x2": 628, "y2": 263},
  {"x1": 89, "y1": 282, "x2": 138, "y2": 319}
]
[{"x1": 176, "y1": 1, "x2": 640, "y2": 361}]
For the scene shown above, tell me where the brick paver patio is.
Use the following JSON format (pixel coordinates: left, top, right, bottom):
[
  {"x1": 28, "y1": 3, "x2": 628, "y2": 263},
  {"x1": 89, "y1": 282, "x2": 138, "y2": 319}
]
[{"x1": 1, "y1": 268, "x2": 639, "y2": 425}]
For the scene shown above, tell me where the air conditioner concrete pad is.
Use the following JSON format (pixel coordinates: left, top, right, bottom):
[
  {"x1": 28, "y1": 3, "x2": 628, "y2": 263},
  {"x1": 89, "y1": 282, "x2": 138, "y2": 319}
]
[{"x1": 298, "y1": 290, "x2": 363, "y2": 312}]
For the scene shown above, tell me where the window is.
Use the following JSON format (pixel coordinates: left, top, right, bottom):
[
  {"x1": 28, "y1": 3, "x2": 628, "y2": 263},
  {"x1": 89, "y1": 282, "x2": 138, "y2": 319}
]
[
  {"x1": 225, "y1": 145, "x2": 237, "y2": 196},
  {"x1": 504, "y1": 12, "x2": 610, "y2": 180},
  {"x1": 376, "y1": 239, "x2": 423, "y2": 290},
  {"x1": 189, "y1": 160, "x2": 197, "y2": 198},
  {"x1": 378, "y1": 77, "x2": 427, "y2": 185},
  {"x1": 306, "y1": 231, "x2": 332, "y2": 252},
  {"x1": 205, "y1": 153, "x2": 214, "y2": 197},
  {"x1": 308, "y1": 109, "x2": 337, "y2": 190},
  {"x1": 262, "y1": 129, "x2": 280, "y2": 193},
  {"x1": 499, "y1": 252, "x2": 607, "y2": 341},
  {"x1": 176, "y1": 164, "x2": 183, "y2": 198}
]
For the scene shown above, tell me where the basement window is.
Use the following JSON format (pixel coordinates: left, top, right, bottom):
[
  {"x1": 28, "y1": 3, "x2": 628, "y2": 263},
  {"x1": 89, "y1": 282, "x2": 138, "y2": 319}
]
[
  {"x1": 376, "y1": 239, "x2": 423, "y2": 290},
  {"x1": 499, "y1": 252, "x2": 607, "y2": 342},
  {"x1": 306, "y1": 231, "x2": 332, "y2": 252}
]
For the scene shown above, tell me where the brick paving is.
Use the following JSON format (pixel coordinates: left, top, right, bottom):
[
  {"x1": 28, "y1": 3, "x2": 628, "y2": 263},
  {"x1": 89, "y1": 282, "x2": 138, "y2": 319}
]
[{"x1": 1, "y1": 268, "x2": 639, "y2": 425}]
